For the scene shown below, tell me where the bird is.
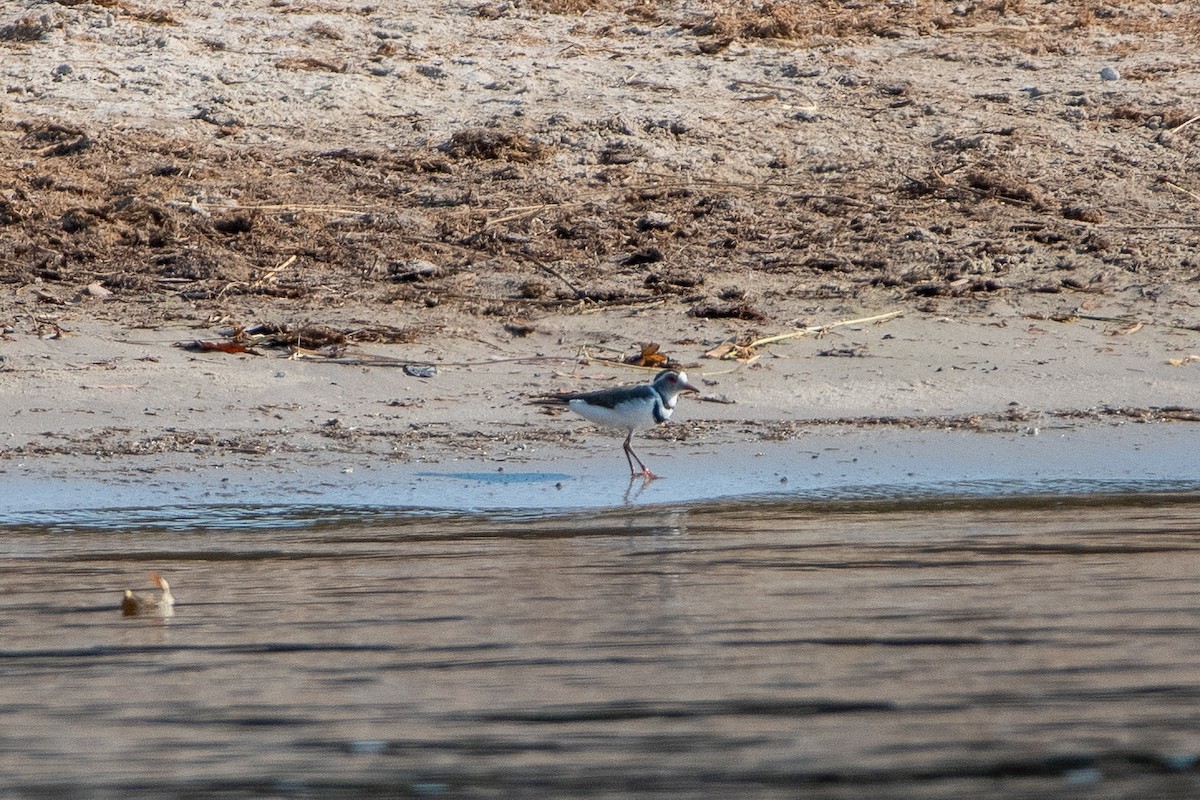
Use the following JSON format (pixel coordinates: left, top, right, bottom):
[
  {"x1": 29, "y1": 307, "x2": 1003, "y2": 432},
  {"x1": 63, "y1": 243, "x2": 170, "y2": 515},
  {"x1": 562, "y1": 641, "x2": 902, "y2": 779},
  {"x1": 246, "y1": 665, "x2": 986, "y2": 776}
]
[
  {"x1": 121, "y1": 572, "x2": 176, "y2": 617},
  {"x1": 535, "y1": 369, "x2": 699, "y2": 480}
]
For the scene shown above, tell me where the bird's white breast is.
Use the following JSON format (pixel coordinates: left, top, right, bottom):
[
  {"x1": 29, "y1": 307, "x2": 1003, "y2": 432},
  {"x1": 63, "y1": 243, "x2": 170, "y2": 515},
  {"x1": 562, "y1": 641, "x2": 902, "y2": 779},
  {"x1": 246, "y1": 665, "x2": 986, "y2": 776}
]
[{"x1": 569, "y1": 396, "x2": 666, "y2": 431}]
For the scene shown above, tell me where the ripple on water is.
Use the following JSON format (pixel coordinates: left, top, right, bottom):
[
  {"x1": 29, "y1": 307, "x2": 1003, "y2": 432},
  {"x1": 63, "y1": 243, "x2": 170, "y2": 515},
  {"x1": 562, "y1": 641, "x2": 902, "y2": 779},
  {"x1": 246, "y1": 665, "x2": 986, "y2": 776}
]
[{"x1": 2, "y1": 483, "x2": 1200, "y2": 797}]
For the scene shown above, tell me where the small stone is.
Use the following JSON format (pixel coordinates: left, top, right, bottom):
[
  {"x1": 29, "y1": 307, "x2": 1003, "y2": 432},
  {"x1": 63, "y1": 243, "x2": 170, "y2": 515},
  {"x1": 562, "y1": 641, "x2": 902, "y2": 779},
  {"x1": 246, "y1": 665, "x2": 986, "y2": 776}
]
[
  {"x1": 780, "y1": 64, "x2": 821, "y2": 79},
  {"x1": 636, "y1": 212, "x2": 672, "y2": 231},
  {"x1": 1099, "y1": 66, "x2": 1120, "y2": 81},
  {"x1": 504, "y1": 319, "x2": 536, "y2": 337},
  {"x1": 388, "y1": 259, "x2": 439, "y2": 282}
]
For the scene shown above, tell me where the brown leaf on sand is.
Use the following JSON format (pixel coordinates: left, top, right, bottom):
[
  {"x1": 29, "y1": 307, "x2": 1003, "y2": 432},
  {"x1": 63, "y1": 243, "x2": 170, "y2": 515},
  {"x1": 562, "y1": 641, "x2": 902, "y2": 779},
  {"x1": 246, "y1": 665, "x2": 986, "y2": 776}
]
[{"x1": 624, "y1": 342, "x2": 671, "y2": 368}]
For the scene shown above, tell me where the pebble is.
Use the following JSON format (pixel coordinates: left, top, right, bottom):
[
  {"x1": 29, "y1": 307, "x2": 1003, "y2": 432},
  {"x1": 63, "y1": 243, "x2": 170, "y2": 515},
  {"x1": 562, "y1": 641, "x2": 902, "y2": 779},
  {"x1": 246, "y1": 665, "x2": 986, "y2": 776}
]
[
  {"x1": 1099, "y1": 66, "x2": 1120, "y2": 81},
  {"x1": 636, "y1": 212, "x2": 672, "y2": 231},
  {"x1": 780, "y1": 64, "x2": 821, "y2": 79}
]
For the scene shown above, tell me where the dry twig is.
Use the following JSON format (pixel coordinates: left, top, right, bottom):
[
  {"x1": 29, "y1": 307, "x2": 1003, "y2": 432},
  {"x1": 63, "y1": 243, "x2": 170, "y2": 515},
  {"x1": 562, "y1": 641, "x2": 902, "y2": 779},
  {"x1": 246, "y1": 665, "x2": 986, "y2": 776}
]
[{"x1": 705, "y1": 310, "x2": 904, "y2": 361}]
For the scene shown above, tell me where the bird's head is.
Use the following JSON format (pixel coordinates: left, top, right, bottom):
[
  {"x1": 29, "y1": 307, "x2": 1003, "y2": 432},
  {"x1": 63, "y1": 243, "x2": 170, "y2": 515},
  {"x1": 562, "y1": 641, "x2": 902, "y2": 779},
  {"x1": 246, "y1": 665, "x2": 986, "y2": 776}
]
[{"x1": 654, "y1": 369, "x2": 699, "y2": 397}]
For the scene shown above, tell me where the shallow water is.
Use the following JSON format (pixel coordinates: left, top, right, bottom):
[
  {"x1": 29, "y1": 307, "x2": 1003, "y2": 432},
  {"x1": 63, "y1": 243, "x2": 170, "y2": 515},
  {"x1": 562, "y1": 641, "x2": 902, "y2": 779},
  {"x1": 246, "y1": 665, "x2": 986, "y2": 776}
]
[
  {"x1": 5, "y1": 424, "x2": 1200, "y2": 516},
  {"x1": 3, "y1": 493, "x2": 1200, "y2": 798}
]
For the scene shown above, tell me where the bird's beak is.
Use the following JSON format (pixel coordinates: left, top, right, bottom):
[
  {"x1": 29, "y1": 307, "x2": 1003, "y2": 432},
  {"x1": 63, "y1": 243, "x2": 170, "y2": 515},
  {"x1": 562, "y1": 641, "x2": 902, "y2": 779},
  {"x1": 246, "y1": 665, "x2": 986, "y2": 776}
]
[{"x1": 682, "y1": 381, "x2": 700, "y2": 394}]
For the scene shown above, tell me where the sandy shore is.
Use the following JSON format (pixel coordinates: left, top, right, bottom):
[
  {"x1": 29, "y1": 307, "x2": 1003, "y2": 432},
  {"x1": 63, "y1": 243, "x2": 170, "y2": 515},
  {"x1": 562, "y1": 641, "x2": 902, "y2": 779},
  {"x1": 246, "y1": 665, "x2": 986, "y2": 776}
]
[
  {"x1": 2, "y1": 305, "x2": 1199, "y2": 507},
  {"x1": 5, "y1": 306, "x2": 1200, "y2": 452}
]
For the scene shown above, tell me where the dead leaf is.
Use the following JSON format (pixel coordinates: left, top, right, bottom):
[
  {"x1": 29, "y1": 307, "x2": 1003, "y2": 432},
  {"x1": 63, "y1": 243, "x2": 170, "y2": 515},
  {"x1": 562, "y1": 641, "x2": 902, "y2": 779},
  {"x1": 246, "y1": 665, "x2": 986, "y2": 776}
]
[{"x1": 625, "y1": 342, "x2": 669, "y2": 368}]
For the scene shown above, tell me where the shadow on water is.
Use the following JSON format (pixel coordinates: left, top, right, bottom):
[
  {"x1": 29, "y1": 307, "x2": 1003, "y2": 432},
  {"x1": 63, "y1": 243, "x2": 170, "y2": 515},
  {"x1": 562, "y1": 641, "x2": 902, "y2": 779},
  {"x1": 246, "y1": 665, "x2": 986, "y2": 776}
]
[{"x1": 3, "y1": 478, "x2": 1200, "y2": 797}]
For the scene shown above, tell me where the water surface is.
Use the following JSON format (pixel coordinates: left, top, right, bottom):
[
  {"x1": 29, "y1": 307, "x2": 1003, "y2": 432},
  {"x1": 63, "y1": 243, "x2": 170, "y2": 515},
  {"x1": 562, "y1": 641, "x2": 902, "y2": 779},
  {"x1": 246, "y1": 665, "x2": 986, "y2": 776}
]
[{"x1": 3, "y1": 493, "x2": 1200, "y2": 798}]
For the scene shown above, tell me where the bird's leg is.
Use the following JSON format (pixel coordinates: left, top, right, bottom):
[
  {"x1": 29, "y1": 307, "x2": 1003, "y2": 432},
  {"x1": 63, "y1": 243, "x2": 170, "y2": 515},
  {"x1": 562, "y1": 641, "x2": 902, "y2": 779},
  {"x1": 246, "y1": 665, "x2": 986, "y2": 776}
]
[
  {"x1": 621, "y1": 430, "x2": 637, "y2": 475},
  {"x1": 623, "y1": 430, "x2": 659, "y2": 481}
]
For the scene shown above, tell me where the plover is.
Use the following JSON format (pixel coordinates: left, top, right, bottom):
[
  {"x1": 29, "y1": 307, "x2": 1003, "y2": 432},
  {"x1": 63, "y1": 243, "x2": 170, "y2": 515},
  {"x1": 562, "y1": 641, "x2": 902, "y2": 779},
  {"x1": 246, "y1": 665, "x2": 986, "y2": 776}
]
[{"x1": 537, "y1": 369, "x2": 699, "y2": 480}]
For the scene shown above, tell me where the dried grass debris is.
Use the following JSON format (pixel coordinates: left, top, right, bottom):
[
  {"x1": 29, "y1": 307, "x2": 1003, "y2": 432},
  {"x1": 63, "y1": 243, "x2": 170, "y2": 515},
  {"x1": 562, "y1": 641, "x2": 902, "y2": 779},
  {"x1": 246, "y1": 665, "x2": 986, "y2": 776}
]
[
  {"x1": 689, "y1": 301, "x2": 767, "y2": 322},
  {"x1": 439, "y1": 129, "x2": 546, "y2": 162},
  {"x1": 0, "y1": 16, "x2": 55, "y2": 42}
]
